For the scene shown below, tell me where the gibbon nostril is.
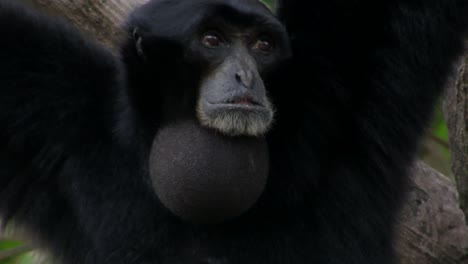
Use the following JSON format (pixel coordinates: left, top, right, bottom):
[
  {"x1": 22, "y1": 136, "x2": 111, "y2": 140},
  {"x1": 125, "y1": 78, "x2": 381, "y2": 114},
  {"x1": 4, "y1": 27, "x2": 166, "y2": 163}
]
[
  {"x1": 235, "y1": 70, "x2": 254, "y2": 88},
  {"x1": 235, "y1": 72, "x2": 242, "y2": 83}
]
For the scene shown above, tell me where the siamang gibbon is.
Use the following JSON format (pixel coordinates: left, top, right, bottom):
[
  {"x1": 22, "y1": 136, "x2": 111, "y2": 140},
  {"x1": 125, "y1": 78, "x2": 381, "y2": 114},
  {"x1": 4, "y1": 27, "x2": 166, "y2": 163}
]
[{"x1": 0, "y1": 0, "x2": 467, "y2": 263}]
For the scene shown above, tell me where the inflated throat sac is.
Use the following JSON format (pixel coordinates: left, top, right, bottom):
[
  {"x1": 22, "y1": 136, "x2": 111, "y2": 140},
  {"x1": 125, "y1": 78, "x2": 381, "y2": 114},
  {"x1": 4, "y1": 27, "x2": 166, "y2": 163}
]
[{"x1": 149, "y1": 120, "x2": 269, "y2": 224}]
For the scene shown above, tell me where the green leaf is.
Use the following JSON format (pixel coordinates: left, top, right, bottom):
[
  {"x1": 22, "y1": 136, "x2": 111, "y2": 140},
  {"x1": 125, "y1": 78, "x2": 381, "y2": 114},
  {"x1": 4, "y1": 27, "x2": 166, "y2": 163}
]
[{"x1": 0, "y1": 241, "x2": 22, "y2": 251}]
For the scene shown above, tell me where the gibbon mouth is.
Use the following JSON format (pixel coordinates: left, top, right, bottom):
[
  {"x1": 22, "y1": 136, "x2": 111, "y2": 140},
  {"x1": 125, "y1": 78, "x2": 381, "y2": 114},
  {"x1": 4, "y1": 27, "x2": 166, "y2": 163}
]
[
  {"x1": 211, "y1": 96, "x2": 263, "y2": 108},
  {"x1": 225, "y1": 97, "x2": 261, "y2": 106}
]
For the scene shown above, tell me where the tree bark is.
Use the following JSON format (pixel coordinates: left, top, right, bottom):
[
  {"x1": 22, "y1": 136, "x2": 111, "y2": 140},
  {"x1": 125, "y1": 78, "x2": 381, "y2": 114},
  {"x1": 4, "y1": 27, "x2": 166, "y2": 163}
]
[
  {"x1": 24, "y1": 0, "x2": 147, "y2": 50},
  {"x1": 444, "y1": 53, "x2": 468, "y2": 224},
  {"x1": 13, "y1": 0, "x2": 468, "y2": 263},
  {"x1": 396, "y1": 162, "x2": 468, "y2": 264}
]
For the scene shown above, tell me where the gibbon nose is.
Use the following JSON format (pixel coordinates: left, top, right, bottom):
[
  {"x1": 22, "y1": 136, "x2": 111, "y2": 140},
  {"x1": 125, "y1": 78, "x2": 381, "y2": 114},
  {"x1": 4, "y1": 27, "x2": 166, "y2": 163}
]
[{"x1": 235, "y1": 69, "x2": 254, "y2": 89}]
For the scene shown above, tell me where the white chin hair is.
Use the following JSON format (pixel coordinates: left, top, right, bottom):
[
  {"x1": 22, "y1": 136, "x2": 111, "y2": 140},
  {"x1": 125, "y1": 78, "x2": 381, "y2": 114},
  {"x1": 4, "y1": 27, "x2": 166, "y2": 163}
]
[{"x1": 196, "y1": 106, "x2": 274, "y2": 137}]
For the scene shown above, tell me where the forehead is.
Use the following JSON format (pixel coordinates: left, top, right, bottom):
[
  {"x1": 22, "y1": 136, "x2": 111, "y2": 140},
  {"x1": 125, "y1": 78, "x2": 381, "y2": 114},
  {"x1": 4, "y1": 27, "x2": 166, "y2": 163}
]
[
  {"x1": 132, "y1": 0, "x2": 280, "y2": 29},
  {"x1": 198, "y1": 0, "x2": 280, "y2": 29},
  {"x1": 127, "y1": 0, "x2": 289, "y2": 48}
]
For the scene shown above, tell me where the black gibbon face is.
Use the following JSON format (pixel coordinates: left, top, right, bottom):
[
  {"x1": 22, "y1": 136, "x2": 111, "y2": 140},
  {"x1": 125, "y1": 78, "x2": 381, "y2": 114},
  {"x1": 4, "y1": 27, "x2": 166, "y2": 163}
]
[
  {"x1": 126, "y1": 0, "x2": 291, "y2": 223},
  {"x1": 130, "y1": 0, "x2": 291, "y2": 137},
  {"x1": 194, "y1": 19, "x2": 290, "y2": 136}
]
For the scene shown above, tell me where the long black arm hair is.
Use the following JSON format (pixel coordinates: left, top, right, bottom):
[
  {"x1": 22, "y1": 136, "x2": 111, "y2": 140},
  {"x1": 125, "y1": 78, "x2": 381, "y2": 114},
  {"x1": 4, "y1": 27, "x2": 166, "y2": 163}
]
[{"x1": 264, "y1": 0, "x2": 468, "y2": 262}]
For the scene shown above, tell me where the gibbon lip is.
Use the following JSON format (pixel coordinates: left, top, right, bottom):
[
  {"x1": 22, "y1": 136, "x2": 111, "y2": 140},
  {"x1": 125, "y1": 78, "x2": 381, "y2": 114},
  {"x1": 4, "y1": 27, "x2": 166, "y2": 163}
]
[
  {"x1": 204, "y1": 95, "x2": 267, "y2": 112},
  {"x1": 226, "y1": 98, "x2": 259, "y2": 106},
  {"x1": 209, "y1": 101, "x2": 265, "y2": 111},
  {"x1": 219, "y1": 96, "x2": 262, "y2": 107}
]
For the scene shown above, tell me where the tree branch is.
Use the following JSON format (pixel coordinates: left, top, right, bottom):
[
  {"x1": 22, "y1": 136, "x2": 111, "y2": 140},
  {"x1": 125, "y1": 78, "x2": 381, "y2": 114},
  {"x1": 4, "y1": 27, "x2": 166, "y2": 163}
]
[
  {"x1": 443, "y1": 51, "x2": 468, "y2": 224},
  {"x1": 24, "y1": 0, "x2": 147, "y2": 50}
]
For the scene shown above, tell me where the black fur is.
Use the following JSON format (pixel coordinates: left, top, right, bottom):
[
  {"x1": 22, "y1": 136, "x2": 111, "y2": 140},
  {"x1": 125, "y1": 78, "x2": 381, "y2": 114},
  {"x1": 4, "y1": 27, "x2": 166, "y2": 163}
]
[{"x1": 0, "y1": 0, "x2": 467, "y2": 263}]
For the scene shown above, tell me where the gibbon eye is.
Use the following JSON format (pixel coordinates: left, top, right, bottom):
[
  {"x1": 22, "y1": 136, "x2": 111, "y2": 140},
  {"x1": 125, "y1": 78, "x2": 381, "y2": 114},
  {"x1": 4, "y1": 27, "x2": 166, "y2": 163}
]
[
  {"x1": 253, "y1": 38, "x2": 274, "y2": 53},
  {"x1": 202, "y1": 33, "x2": 224, "y2": 48}
]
